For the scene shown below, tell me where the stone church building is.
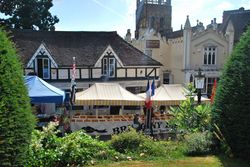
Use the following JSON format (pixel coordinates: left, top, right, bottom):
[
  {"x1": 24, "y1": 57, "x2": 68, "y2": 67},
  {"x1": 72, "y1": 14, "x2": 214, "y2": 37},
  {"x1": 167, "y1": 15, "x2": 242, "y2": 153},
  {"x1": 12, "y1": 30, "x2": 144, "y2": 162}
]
[{"x1": 126, "y1": 0, "x2": 250, "y2": 97}]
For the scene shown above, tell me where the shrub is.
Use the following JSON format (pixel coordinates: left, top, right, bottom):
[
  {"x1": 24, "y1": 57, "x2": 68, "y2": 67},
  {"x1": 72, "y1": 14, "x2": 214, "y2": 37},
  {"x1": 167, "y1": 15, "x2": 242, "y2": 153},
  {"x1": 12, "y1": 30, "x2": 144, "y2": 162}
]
[
  {"x1": 27, "y1": 122, "x2": 118, "y2": 166},
  {"x1": 185, "y1": 131, "x2": 213, "y2": 155},
  {"x1": 0, "y1": 28, "x2": 35, "y2": 166},
  {"x1": 26, "y1": 122, "x2": 61, "y2": 167},
  {"x1": 58, "y1": 130, "x2": 116, "y2": 166},
  {"x1": 169, "y1": 84, "x2": 212, "y2": 134},
  {"x1": 212, "y1": 26, "x2": 250, "y2": 159},
  {"x1": 110, "y1": 128, "x2": 144, "y2": 153},
  {"x1": 109, "y1": 128, "x2": 175, "y2": 158}
]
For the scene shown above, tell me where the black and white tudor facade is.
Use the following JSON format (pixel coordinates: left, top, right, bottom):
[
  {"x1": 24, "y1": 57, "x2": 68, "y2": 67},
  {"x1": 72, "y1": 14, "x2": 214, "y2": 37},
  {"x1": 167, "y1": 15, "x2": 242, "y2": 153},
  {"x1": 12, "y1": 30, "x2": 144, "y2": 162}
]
[{"x1": 11, "y1": 30, "x2": 162, "y2": 93}]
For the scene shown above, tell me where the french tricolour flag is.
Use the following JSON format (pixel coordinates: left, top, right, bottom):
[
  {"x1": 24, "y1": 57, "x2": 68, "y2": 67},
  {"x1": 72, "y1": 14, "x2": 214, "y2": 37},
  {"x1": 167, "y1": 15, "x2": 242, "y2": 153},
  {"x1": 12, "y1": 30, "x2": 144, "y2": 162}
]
[{"x1": 145, "y1": 79, "x2": 155, "y2": 109}]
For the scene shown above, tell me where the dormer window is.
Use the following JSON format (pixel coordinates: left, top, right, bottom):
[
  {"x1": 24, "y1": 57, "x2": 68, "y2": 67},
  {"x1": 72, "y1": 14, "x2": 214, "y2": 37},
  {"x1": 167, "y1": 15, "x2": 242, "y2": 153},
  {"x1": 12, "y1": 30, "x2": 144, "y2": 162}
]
[
  {"x1": 36, "y1": 58, "x2": 50, "y2": 79},
  {"x1": 102, "y1": 57, "x2": 116, "y2": 77},
  {"x1": 203, "y1": 46, "x2": 216, "y2": 65},
  {"x1": 26, "y1": 43, "x2": 58, "y2": 79}
]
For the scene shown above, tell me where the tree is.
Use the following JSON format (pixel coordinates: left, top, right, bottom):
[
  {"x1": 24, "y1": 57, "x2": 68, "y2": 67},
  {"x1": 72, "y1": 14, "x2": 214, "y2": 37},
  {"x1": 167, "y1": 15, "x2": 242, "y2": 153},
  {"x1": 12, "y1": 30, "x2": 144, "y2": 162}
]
[
  {"x1": 0, "y1": 28, "x2": 35, "y2": 166},
  {"x1": 212, "y1": 26, "x2": 250, "y2": 159},
  {"x1": 0, "y1": 0, "x2": 59, "y2": 31}
]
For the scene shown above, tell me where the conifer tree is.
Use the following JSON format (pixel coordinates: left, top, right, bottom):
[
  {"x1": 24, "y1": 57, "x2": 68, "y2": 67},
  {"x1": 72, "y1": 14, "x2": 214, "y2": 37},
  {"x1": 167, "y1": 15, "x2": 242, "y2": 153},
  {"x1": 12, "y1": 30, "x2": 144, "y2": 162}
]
[
  {"x1": 0, "y1": 28, "x2": 35, "y2": 166},
  {"x1": 213, "y1": 26, "x2": 250, "y2": 159}
]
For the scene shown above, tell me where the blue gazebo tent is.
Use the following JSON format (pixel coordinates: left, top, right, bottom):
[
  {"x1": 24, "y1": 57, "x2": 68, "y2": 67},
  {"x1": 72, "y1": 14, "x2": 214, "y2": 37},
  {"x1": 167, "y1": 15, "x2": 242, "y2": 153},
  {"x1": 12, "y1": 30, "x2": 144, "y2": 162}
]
[{"x1": 24, "y1": 76, "x2": 65, "y2": 104}]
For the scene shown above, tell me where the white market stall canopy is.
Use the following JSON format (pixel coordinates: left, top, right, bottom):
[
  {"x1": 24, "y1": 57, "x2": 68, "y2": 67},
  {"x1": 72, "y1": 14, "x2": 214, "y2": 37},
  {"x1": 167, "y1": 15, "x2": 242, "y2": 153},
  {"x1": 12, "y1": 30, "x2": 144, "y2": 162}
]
[
  {"x1": 137, "y1": 84, "x2": 210, "y2": 106},
  {"x1": 75, "y1": 83, "x2": 145, "y2": 106}
]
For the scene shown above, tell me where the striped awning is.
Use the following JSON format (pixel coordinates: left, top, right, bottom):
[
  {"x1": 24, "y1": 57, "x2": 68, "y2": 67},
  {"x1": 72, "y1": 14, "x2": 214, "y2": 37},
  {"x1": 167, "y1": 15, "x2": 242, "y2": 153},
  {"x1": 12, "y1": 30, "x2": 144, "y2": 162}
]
[
  {"x1": 75, "y1": 83, "x2": 145, "y2": 106},
  {"x1": 137, "y1": 84, "x2": 210, "y2": 106}
]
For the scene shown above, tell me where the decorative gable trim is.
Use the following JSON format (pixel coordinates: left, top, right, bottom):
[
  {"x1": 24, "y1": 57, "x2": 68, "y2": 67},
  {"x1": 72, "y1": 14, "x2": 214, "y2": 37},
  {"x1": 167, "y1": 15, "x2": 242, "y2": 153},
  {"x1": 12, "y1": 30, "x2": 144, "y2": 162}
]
[
  {"x1": 194, "y1": 39, "x2": 225, "y2": 48},
  {"x1": 94, "y1": 45, "x2": 124, "y2": 67},
  {"x1": 26, "y1": 42, "x2": 58, "y2": 68}
]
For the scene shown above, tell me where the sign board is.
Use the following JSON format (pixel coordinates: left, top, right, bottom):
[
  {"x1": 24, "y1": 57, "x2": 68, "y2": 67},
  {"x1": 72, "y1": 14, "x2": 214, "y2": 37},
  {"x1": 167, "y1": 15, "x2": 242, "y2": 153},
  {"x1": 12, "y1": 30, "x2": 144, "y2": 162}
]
[
  {"x1": 70, "y1": 114, "x2": 172, "y2": 135},
  {"x1": 146, "y1": 40, "x2": 160, "y2": 48}
]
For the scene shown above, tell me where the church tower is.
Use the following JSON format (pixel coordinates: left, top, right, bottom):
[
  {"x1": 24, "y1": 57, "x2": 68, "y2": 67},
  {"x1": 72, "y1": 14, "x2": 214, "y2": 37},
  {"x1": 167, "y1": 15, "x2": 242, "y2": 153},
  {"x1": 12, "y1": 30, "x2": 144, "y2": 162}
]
[{"x1": 135, "y1": 0, "x2": 172, "y2": 39}]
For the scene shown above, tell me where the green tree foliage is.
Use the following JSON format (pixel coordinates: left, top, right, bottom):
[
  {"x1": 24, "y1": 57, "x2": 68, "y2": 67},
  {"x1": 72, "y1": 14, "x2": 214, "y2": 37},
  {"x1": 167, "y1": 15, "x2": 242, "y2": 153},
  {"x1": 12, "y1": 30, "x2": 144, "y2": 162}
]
[
  {"x1": 0, "y1": 28, "x2": 35, "y2": 166},
  {"x1": 0, "y1": 0, "x2": 59, "y2": 30},
  {"x1": 169, "y1": 84, "x2": 212, "y2": 134},
  {"x1": 212, "y1": 26, "x2": 250, "y2": 159},
  {"x1": 27, "y1": 122, "x2": 118, "y2": 166}
]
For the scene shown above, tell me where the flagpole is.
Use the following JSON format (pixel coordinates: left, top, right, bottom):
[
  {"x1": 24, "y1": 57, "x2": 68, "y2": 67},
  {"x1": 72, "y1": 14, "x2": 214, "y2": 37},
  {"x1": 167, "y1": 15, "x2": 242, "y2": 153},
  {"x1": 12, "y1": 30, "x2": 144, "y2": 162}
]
[
  {"x1": 69, "y1": 57, "x2": 76, "y2": 132},
  {"x1": 150, "y1": 79, "x2": 155, "y2": 137},
  {"x1": 144, "y1": 79, "x2": 155, "y2": 136}
]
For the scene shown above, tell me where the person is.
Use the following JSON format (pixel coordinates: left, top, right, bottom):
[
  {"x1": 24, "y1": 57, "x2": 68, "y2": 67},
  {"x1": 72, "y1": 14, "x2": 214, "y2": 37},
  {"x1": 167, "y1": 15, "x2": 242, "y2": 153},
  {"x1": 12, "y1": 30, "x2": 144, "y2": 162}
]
[{"x1": 132, "y1": 113, "x2": 142, "y2": 131}]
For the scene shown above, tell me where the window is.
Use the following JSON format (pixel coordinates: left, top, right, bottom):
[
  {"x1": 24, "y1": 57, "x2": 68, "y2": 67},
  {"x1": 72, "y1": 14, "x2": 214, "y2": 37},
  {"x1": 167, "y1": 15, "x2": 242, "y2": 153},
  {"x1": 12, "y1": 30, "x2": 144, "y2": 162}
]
[
  {"x1": 109, "y1": 58, "x2": 115, "y2": 77},
  {"x1": 160, "y1": 17, "x2": 164, "y2": 29},
  {"x1": 163, "y1": 72, "x2": 170, "y2": 84},
  {"x1": 37, "y1": 58, "x2": 50, "y2": 79},
  {"x1": 144, "y1": 49, "x2": 152, "y2": 57},
  {"x1": 203, "y1": 46, "x2": 216, "y2": 65},
  {"x1": 202, "y1": 77, "x2": 219, "y2": 97},
  {"x1": 102, "y1": 57, "x2": 116, "y2": 77},
  {"x1": 103, "y1": 58, "x2": 108, "y2": 76}
]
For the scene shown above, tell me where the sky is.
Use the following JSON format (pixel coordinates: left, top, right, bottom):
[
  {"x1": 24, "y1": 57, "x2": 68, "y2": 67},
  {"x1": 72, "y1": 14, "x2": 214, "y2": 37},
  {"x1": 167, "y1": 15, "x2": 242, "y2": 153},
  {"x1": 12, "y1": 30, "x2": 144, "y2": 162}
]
[{"x1": 21, "y1": 0, "x2": 250, "y2": 38}]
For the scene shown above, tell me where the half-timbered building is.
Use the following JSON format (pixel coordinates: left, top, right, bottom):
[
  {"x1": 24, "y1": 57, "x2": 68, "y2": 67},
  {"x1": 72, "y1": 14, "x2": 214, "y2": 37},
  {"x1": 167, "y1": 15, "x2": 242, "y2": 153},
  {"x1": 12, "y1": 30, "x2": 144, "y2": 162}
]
[{"x1": 11, "y1": 30, "x2": 162, "y2": 93}]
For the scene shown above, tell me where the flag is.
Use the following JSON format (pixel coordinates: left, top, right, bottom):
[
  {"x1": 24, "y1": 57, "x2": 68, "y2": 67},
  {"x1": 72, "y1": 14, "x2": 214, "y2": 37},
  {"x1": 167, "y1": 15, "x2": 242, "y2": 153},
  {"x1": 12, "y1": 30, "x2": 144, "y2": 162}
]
[
  {"x1": 145, "y1": 79, "x2": 155, "y2": 109},
  {"x1": 210, "y1": 79, "x2": 217, "y2": 104},
  {"x1": 151, "y1": 79, "x2": 155, "y2": 96},
  {"x1": 70, "y1": 57, "x2": 76, "y2": 105}
]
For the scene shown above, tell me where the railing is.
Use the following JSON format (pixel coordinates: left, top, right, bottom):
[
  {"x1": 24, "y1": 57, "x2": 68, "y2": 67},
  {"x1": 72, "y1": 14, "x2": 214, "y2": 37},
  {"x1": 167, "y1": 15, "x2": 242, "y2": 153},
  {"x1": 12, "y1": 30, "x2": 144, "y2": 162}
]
[{"x1": 71, "y1": 113, "x2": 173, "y2": 123}]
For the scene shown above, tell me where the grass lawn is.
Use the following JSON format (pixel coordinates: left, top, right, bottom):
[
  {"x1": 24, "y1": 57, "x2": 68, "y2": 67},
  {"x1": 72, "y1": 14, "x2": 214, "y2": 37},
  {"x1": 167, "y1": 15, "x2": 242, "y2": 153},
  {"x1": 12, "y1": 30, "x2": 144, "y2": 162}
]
[{"x1": 93, "y1": 155, "x2": 250, "y2": 167}]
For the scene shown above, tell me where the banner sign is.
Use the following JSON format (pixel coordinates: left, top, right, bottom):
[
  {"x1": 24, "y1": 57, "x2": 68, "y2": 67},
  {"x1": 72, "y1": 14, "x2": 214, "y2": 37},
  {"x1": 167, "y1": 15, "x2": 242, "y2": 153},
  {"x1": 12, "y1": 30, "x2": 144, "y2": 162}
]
[{"x1": 70, "y1": 114, "x2": 172, "y2": 135}]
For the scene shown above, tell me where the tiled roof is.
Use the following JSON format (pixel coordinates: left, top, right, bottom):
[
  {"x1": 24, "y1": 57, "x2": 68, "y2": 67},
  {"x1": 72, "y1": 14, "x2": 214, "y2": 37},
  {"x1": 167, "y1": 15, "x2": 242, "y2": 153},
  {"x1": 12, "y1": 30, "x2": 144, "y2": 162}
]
[
  {"x1": 165, "y1": 30, "x2": 183, "y2": 39},
  {"x1": 10, "y1": 30, "x2": 162, "y2": 67},
  {"x1": 219, "y1": 9, "x2": 250, "y2": 42}
]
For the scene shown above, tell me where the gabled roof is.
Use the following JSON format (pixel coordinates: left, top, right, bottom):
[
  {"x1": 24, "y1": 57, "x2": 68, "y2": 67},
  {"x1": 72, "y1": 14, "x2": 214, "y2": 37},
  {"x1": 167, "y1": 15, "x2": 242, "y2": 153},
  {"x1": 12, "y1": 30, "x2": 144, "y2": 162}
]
[
  {"x1": 219, "y1": 9, "x2": 250, "y2": 42},
  {"x1": 11, "y1": 30, "x2": 162, "y2": 67}
]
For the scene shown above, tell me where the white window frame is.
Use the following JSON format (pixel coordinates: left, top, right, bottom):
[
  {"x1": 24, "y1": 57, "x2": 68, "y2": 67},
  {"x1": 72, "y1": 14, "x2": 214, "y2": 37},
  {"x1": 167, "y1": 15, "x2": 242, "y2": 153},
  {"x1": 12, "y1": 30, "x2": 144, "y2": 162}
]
[
  {"x1": 203, "y1": 46, "x2": 216, "y2": 65},
  {"x1": 202, "y1": 77, "x2": 217, "y2": 95},
  {"x1": 36, "y1": 58, "x2": 50, "y2": 79},
  {"x1": 102, "y1": 57, "x2": 116, "y2": 77},
  {"x1": 102, "y1": 58, "x2": 108, "y2": 76},
  {"x1": 109, "y1": 58, "x2": 115, "y2": 77},
  {"x1": 43, "y1": 58, "x2": 50, "y2": 79}
]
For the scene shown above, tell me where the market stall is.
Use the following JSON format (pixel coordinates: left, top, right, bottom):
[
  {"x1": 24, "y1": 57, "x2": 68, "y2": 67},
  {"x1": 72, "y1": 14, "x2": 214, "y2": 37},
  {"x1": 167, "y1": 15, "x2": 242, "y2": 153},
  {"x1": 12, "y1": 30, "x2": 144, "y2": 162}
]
[
  {"x1": 24, "y1": 75, "x2": 65, "y2": 104},
  {"x1": 75, "y1": 83, "x2": 144, "y2": 106},
  {"x1": 24, "y1": 75, "x2": 66, "y2": 130},
  {"x1": 137, "y1": 84, "x2": 210, "y2": 106}
]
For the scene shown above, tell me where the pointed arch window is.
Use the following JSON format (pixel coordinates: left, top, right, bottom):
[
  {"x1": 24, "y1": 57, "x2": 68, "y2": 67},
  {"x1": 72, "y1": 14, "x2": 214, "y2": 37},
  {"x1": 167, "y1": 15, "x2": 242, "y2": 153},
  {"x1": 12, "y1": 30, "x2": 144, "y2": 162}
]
[{"x1": 203, "y1": 46, "x2": 216, "y2": 65}]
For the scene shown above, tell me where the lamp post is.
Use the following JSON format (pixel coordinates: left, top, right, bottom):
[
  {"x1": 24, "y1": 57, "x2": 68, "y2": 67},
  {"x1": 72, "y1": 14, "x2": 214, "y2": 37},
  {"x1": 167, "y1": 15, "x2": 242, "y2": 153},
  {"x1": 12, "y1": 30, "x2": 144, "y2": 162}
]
[{"x1": 195, "y1": 68, "x2": 205, "y2": 104}]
